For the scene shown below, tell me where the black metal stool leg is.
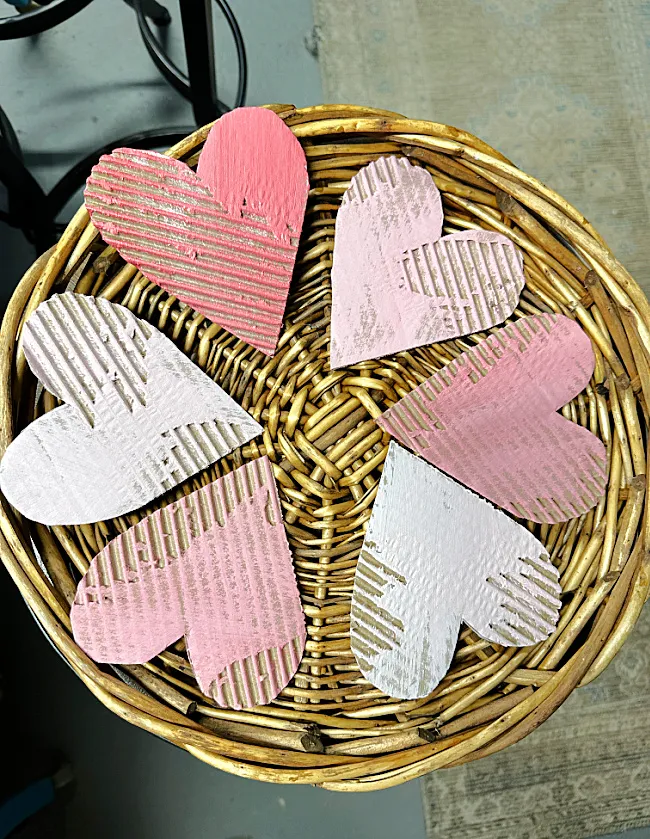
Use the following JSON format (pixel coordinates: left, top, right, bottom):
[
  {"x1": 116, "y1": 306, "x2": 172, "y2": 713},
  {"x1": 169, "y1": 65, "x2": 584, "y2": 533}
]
[
  {"x1": 131, "y1": 0, "x2": 247, "y2": 124},
  {"x1": 122, "y1": 0, "x2": 171, "y2": 26},
  {"x1": 0, "y1": 104, "x2": 22, "y2": 159},
  {"x1": 179, "y1": 0, "x2": 219, "y2": 126},
  {"x1": 0, "y1": 135, "x2": 55, "y2": 252},
  {"x1": 0, "y1": 0, "x2": 246, "y2": 257}
]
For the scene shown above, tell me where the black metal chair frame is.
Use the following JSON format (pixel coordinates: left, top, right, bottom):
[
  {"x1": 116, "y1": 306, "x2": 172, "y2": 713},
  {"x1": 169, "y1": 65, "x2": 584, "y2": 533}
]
[{"x1": 0, "y1": 0, "x2": 247, "y2": 252}]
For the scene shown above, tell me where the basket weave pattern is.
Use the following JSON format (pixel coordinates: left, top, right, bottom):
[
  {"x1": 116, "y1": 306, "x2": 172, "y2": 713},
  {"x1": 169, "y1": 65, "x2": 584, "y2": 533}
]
[{"x1": 1, "y1": 104, "x2": 648, "y2": 790}]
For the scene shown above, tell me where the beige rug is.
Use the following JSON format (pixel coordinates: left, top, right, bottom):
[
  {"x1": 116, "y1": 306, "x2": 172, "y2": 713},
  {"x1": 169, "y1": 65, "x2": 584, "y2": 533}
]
[
  {"x1": 314, "y1": 3, "x2": 650, "y2": 835},
  {"x1": 421, "y1": 605, "x2": 650, "y2": 839},
  {"x1": 313, "y1": 0, "x2": 650, "y2": 296}
]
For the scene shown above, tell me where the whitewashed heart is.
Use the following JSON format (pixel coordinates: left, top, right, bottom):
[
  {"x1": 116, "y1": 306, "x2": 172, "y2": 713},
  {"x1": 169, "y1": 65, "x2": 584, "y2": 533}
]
[
  {"x1": 0, "y1": 294, "x2": 261, "y2": 524},
  {"x1": 350, "y1": 442, "x2": 561, "y2": 699}
]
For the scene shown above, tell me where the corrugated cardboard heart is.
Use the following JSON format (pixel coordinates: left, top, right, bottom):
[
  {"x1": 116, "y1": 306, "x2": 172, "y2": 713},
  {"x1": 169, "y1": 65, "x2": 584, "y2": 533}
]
[
  {"x1": 378, "y1": 314, "x2": 607, "y2": 523},
  {"x1": 85, "y1": 107, "x2": 309, "y2": 356},
  {"x1": 351, "y1": 442, "x2": 561, "y2": 699},
  {"x1": 0, "y1": 294, "x2": 261, "y2": 525},
  {"x1": 330, "y1": 155, "x2": 525, "y2": 367},
  {"x1": 71, "y1": 456, "x2": 305, "y2": 708}
]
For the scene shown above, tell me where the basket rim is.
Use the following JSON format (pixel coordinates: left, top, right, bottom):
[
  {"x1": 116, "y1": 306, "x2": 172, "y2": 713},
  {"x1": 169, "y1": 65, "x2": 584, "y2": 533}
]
[{"x1": 0, "y1": 103, "x2": 648, "y2": 790}]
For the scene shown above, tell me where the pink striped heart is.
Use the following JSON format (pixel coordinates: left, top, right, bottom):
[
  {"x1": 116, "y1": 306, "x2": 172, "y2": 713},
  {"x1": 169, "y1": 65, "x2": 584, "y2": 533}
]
[
  {"x1": 85, "y1": 107, "x2": 309, "y2": 356},
  {"x1": 71, "y1": 456, "x2": 306, "y2": 708},
  {"x1": 378, "y1": 314, "x2": 607, "y2": 523},
  {"x1": 330, "y1": 156, "x2": 525, "y2": 367}
]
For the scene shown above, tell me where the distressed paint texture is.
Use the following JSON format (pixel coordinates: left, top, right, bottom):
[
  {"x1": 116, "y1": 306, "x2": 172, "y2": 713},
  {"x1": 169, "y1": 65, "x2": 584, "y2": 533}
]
[
  {"x1": 350, "y1": 442, "x2": 561, "y2": 699},
  {"x1": 330, "y1": 156, "x2": 524, "y2": 367},
  {"x1": 0, "y1": 294, "x2": 261, "y2": 525},
  {"x1": 71, "y1": 456, "x2": 305, "y2": 709},
  {"x1": 378, "y1": 314, "x2": 607, "y2": 523},
  {"x1": 85, "y1": 107, "x2": 309, "y2": 355}
]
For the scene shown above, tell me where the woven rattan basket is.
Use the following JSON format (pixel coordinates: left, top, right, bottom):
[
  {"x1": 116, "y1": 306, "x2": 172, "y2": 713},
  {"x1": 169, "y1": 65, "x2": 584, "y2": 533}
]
[{"x1": 1, "y1": 104, "x2": 649, "y2": 791}]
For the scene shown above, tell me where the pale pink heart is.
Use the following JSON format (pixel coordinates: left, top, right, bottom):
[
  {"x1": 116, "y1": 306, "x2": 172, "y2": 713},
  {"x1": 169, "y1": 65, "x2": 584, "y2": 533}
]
[
  {"x1": 85, "y1": 107, "x2": 309, "y2": 356},
  {"x1": 71, "y1": 456, "x2": 306, "y2": 708},
  {"x1": 378, "y1": 314, "x2": 607, "y2": 523},
  {"x1": 330, "y1": 155, "x2": 525, "y2": 368}
]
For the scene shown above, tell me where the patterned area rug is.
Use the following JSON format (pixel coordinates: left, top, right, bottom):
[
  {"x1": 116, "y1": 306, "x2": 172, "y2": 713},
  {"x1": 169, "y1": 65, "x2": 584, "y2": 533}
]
[
  {"x1": 421, "y1": 605, "x2": 650, "y2": 839},
  {"x1": 313, "y1": 3, "x2": 650, "y2": 834},
  {"x1": 313, "y1": 0, "x2": 650, "y2": 296}
]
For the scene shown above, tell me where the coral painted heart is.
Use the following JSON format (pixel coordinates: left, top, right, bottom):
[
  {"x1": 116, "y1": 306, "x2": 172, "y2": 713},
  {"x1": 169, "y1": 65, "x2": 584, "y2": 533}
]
[{"x1": 85, "y1": 107, "x2": 309, "y2": 356}]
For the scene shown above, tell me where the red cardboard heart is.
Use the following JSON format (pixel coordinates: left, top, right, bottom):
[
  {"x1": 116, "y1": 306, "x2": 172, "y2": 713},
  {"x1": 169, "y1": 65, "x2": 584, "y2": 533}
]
[{"x1": 85, "y1": 107, "x2": 309, "y2": 356}]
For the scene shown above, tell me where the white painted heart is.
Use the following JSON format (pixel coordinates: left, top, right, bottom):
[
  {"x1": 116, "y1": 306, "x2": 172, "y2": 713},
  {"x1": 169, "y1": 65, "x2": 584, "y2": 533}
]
[
  {"x1": 0, "y1": 294, "x2": 261, "y2": 525},
  {"x1": 350, "y1": 442, "x2": 561, "y2": 699},
  {"x1": 330, "y1": 155, "x2": 525, "y2": 368}
]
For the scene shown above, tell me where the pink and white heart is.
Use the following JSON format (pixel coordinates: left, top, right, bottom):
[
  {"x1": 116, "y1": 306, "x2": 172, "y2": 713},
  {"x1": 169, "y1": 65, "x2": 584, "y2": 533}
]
[
  {"x1": 330, "y1": 155, "x2": 525, "y2": 368},
  {"x1": 85, "y1": 107, "x2": 309, "y2": 356}
]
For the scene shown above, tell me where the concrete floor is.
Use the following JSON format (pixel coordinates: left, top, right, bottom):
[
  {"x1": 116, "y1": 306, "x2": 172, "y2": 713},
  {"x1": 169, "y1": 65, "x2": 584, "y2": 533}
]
[{"x1": 0, "y1": 2, "x2": 647, "y2": 837}]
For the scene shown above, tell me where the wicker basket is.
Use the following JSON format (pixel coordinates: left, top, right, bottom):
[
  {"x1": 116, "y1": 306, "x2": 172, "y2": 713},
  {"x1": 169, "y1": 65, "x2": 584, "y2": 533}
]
[{"x1": 1, "y1": 104, "x2": 648, "y2": 791}]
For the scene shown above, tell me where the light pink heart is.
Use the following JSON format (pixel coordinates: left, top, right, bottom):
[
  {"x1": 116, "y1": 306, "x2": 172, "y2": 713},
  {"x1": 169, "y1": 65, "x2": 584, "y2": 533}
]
[
  {"x1": 378, "y1": 314, "x2": 607, "y2": 523},
  {"x1": 71, "y1": 456, "x2": 305, "y2": 708},
  {"x1": 85, "y1": 107, "x2": 309, "y2": 356},
  {"x1": 330, "y1": 155, "x2": 525, "y2": 368}
]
